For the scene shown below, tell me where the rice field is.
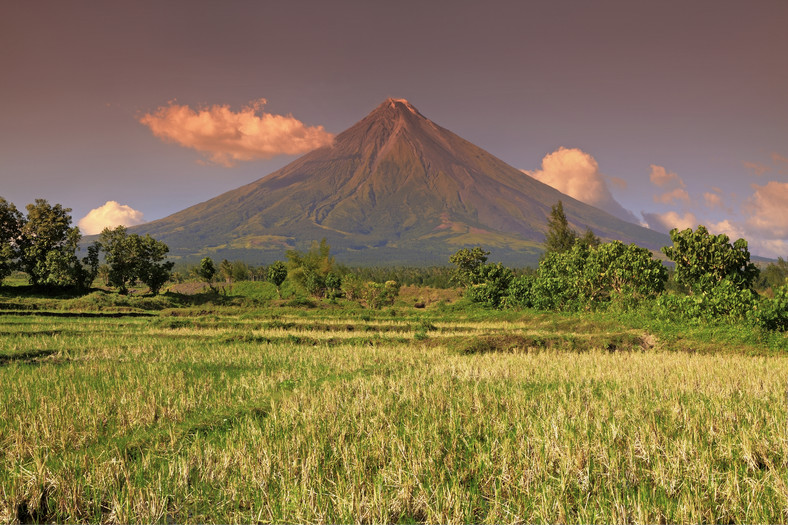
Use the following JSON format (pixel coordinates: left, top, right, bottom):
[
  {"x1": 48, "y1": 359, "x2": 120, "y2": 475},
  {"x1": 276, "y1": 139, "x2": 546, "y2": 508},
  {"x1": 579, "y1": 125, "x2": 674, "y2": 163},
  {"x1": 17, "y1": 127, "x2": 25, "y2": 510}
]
[{"x1": 1, "y1": 304, "x2": 786, "y2": 523}]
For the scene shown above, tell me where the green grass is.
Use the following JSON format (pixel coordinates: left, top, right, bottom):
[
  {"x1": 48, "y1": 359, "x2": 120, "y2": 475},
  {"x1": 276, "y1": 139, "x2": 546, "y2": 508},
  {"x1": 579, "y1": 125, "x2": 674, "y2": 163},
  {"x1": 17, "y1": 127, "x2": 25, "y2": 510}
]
[{"x1": 1, "y1": 296, "x2": 787, "y2": 523}]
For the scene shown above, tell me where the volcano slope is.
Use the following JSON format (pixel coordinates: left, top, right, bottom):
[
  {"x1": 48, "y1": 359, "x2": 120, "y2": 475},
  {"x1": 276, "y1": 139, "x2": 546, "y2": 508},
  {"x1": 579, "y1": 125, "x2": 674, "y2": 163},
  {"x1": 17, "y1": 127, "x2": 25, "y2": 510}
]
[{"x1": 133, "y1": 98, "x2": 667, "y2": 265}]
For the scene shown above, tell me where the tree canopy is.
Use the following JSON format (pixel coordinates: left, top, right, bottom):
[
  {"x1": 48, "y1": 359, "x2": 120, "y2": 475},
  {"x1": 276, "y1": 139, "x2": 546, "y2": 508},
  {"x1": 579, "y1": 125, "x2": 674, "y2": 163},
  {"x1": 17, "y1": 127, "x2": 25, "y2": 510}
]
[{"x1": 100, "y1": 226, "x2": 174, "y2": 294}]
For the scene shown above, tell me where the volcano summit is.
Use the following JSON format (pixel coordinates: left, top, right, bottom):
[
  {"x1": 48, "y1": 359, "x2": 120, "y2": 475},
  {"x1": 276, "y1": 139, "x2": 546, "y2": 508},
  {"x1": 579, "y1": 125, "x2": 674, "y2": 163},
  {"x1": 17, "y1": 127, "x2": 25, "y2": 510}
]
[{"x1": 133, "y1": 98, "x2": 667, "y2": 265}]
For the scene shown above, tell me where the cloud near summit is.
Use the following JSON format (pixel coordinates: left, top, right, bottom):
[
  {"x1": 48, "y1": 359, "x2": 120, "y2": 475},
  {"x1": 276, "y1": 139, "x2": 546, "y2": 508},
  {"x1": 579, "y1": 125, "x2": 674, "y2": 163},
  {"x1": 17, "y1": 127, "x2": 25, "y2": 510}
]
[
  {"x1": 522, "y1": 147, "x2": 639, "y2": 224},
  {"x1": 78, "y1": 201, "x2": 145, "y2": 235},
  {"x1": 139, "y1": 99, "x2": 335, "y2": 166}
]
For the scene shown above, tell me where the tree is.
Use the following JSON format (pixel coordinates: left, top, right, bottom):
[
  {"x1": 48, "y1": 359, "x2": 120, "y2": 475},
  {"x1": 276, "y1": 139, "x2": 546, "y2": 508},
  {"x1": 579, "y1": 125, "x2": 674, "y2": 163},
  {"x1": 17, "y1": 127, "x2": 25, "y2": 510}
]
[
  {"x1": 135, "y1": 235, "x2": 174, "y2": 294},
  {"x1": 661, "y1": 226, "x2": 758, "y2": 293},
  {"x1": 0, "y1": 197, "x2": 22, "y2": 284},
  {"x1": 758, "y1": 257, "x2": 788, "y2": 290},
  {"x1": 449, "y1": 247, "x2": 489, "y2": 287},
  {"x1": 219, "y1": 259, "x2": 233, "y2": 284},
  {"x1": 196, "y1": 257, "x2": 217, "y2": 289},
  {"x1": 581, "y1": 241, "x2": 667, "y2": 303},
  {"x1": 325, "y1": 272, "x2": 342, "y2": 299},
  {"x1": 578, "y1": 227, "x2": 600, "y2": 249},
  {"x1": 267, "y1": 261, "x2": 288, "y2": 298},
  {"x1": 449, "y1": 247, "x2": 513, "y2": 308},
  {"x1": 363, "y1": 280, "x2": 400, "y2": 309},
  {"x1": 100, "y1": 226, "x2": 173, "y2": 294},
  {"x1": 543, "y1": 201, "x2": 577, "y2": 256},
  {"x1": 286, "y1": 238, "x2": 335, "y2": 297},
  {"x1": 231, "y1": 260, "x2": 249, "y2": 282},
  {"x1": 465, "y1": 262, "x2": 513, "y2": 308},
  {"x1": 530, "y1": 240, "x2": 666, "y2": 311},
  {"x1": 17, "y1": 199, "x2": 90, "y2": 288},
  {"x1": 100, "y1": 226, "x2": 138, "y2": 294}
]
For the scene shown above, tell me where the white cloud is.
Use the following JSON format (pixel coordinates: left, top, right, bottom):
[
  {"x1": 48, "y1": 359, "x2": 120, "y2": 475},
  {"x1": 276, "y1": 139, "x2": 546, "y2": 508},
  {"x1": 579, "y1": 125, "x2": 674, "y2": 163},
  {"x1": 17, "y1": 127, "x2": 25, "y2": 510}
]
[
  {"x1": 139, "y1": 98, "x2": 335, "y2": 166},
  {"x1": 523, "y1": 147, "x2": 639, "y2": 223},
  {"x1": 78, "y1": 201, "x2": 145, "y2": 235}
]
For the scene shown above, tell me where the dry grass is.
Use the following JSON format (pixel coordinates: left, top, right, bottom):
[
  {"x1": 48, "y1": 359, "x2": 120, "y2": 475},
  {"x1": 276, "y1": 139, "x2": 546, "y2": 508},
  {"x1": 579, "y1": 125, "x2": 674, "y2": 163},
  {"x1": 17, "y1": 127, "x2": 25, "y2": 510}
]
[{"x1": 1, "y1": 306, "x2": 786, "y2": 523}]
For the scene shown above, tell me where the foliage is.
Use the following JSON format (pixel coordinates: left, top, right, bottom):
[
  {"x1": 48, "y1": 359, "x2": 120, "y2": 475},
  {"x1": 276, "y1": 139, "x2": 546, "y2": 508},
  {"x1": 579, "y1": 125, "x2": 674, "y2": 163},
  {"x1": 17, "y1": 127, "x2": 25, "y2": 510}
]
[
  {"x1": 662, "y1": 226, "x2": 758, "y2": 293},
  {"x1": 230, "y1": 260, "x2": 249, "y2": 282},
  {"x1": 582, "y1": 241, "x2": 667, "y2": 302},
  {"x1": 340, "y1": 273, "x2": 365, "y2": 300},
  {"x1": 324, "y1": 272, "x2": 342, "y2": 299},
  {"x1": 448, "y1": 247, "x2": 489, "y2": 286},
  {"x1": 502, "y1": 274, "x2": 534, "y2": 308},
  {"x1": 543, "y1": 200, "x2": 577, "y2": 256},
  {"x1": 362, "y1": 280, "x2": 400, "y2": 309},
  {"x1": 449, "y1": 247, "x2": 516, "y2": 308},
  {"x1": 756, "y1": 257, "x2": 788, "y2": 291},
  {"x1": 528, "y1": 241, "x2": 667, "y2": 312},
  {"x1": 267, "y1": 261, "x2": 288, "y2": 297},
  {"x1": 339, "y1": 265, "x2": 455, "y2": 289},
  {"x1": 0, "y1": 197, "x2": 23, "y2": 284},
  {"x1": 286, "y1": 238, "x2": 335, "y2": 297},
  {"x1": 464, "y1": 262, "x2": 513, "y2": 308},
  {"x1": 196, "y1": 257, "x2": 217, "y2": 286},
  {"x1": 100, "y1": 226, "x2": 174, "y2": 295},
  {"x1": 753, "y1": 283, "x2": 788, "y2": 332},
  {"x1": 219, "y1": 259, "x2": 234, "y2": 283},
  {"x1": 16, "y1": 199, "x2": 88, "y2": 288},
  {"x1": 530, "y1": 242, "x2": 589, "y2": 310},
  {"x1": 578, "y1": 227, "x2": 601, "y2": 249}
]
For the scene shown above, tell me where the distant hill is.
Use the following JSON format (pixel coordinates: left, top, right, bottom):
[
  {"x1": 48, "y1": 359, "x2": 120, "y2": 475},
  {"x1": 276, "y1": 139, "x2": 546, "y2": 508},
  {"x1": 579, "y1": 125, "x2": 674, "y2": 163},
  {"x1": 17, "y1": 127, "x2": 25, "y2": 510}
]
[{"x1": 131, "y1": 98, "x2": 668, "y2": 266}]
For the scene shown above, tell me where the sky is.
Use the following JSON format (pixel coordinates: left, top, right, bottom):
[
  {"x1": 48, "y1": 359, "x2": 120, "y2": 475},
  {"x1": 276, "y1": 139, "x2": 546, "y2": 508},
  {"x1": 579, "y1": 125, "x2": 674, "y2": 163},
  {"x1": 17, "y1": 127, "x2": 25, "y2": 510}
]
[{"x1": 1, "y1": 1, "x2": 787, "y2": 257}]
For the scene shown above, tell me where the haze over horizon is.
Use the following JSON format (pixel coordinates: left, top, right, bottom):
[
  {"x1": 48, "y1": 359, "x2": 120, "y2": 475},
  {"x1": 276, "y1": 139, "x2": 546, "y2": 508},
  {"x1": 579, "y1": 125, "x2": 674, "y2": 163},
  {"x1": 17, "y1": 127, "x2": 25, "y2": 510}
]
[{"x1": 2, "y1": 1, "x2": 786, "y2": 257}]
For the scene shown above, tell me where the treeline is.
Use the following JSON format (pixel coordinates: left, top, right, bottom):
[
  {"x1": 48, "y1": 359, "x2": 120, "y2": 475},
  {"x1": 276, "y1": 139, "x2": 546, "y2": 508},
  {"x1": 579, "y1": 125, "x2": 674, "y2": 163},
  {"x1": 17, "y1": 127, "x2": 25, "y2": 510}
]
[
  {"x1": 452, "y1": 201, "x2": 788, "y2": 331},
  {"x1": 0, "y1": 197, "x2": 173, "y2": 294}
]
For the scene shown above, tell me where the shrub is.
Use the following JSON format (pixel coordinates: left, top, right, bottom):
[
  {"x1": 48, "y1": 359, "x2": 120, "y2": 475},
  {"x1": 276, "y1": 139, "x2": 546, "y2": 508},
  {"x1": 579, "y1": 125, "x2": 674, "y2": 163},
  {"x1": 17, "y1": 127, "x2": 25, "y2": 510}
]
[{"x1": 753, "y1": 284, "x2": 788, "y2": 332}]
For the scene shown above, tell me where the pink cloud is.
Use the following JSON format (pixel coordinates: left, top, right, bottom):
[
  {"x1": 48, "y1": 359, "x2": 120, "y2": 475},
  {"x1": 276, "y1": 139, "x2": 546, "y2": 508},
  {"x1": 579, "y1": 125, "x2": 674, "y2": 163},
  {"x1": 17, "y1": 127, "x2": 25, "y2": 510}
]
[
  {"x1": 139, "y1": 98, "x2": 334, "y2": 166},
  {"x1": 649, "y1": 164, "x2": 684, "y2": 188},
  {"x1": 746, "y1": 181, "x2": 788, "y2": 238},
  {"x1": 641, "y1": 211, "x2": 698, "y2": 233},
  {"x1": 523, "y1": 147, "x2": 638, "y2": 223},
  {"x1": 743, "y1": 161, "x2": 771, "y2": 177},
  {"x1": 771, "y1": 152, "x2": 788, "y2": 166},
  {"x1": 707, "y1": 219, "x2": 746, "y2": 241},
  {"x1": 78, "y1": 201, "x2": 145, "y2": 235},
  {"x1": 653, "y1": 188, "x2": 690, "y2": 204},
  {"x1": 703, "y1": 191, "x2": 723, "y2": 209}
]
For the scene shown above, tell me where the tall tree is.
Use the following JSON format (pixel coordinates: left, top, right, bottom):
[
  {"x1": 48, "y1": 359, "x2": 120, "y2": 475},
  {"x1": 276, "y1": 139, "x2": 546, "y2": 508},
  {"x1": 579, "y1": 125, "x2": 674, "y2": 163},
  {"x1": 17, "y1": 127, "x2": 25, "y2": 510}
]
[
  {"x1": 543, "y1": 201, "x2": 578, "y2": 256},
  {"x1": 196, "y1": 257, "x2": 217, "y2": 289},
  {"x1": 267, "y1": 261, "x2": 288, "y2": 298},
  {"x1": 0, "y1": 197, "x2": 23, "y2": 284},
  {"x1": 17, "y1": 199, "x2": 86, "y2": 287},
  {"x1": 219, "y1": 259, "x2": 234, "y2": 284},
  {"x1": 135, "y1": 234, "x2": 175, "y2": 294},
  {"x1": 100, "y1": 226, "x2": 174, "y2": 294}
]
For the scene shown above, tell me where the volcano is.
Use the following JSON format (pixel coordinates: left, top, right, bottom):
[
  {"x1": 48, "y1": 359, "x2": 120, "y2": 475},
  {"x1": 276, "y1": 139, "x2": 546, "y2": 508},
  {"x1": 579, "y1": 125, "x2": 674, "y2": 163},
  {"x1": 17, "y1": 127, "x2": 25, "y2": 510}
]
[{"x1": 134, "y1": 98, "x2": 668, "y2": 265}]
